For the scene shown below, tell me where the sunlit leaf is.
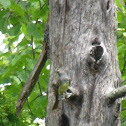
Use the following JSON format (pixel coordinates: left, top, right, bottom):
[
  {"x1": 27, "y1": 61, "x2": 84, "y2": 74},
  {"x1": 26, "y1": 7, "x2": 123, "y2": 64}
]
[{"x1": 0, "y1": 0, "x2": 11, "y2": 9}]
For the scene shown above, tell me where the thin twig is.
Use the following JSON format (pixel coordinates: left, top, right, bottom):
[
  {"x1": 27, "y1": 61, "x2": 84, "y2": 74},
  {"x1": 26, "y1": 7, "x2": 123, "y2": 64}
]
[
  {"x1": 24, "y1": 1, "x2": 30, "y2": 22},
  {"x1": 26, "y1": 99, "x2": 33, "y2": 115},
  {"x1": 121, "y1": 117, "x2": 126, "y2": 123},
  {"x1": 39, "y1": 0, "x2": 42, "y2": 10},
  {"x1": 30, "y1": 94, "x2": 42, "y2": 103},
  {"x1": 16, "y1": 0, "x2": 20, "y2": 4},
  {"x1": 117, "y1": 7, "x2": 126, "y2": 17},
  {"x1": 43, "y1": 0, "x2": 49, "y2": 9},
  {"x1": 121, "y1": 107, "x2": 126, "y2": 111},
  {"x1": 39, "y1": 0, "x2": 47, "y2": 10},
  {"x1": 30, "y1": 79, "x2": 43, "y2": 103},
  {"x1": 38, "y1": 79, "x2": 43, "y2": 95},
  {"x1": 24, "y1": 37, "x2": 31, "y2": 44},
  {"x1": 117, "y1": 35, "x2": 123, "y2": 39},
  {"x1": 122, "y1": 79, "x2": 126, "y2": 84}
]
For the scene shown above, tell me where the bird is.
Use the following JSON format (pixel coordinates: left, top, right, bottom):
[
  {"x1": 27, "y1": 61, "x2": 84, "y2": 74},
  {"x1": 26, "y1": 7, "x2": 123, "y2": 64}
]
[{"x1": 52, "y1": 69, "x2": 71, "y2": 109}]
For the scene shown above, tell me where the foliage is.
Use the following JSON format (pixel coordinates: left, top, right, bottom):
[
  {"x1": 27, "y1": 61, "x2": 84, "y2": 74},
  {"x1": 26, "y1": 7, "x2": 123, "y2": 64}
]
[
  {"x1": 0, "y1": 0, "x2": 49, "y2": 125},
  {"x1": 0, "y1": 0, "x2": 126, "y2": 125},
  {"x1": 116, "y1": 0, "x2": 126, "y2": 125}
]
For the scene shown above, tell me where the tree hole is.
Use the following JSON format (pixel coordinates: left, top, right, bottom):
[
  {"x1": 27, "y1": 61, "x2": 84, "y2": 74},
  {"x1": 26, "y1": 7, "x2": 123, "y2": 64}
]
[
  {"x1": 94, "y1": 46, "x2": 103, "y2": 62},
  {"x1": 107, "y1": 0, "x2": 110, "y2": 10},
  {"x1": 90, "y1": 46, "x2": 103, "y2": 62},
  {"x1": 61, "y1": 113, "x2": 69, "y2": 126}
]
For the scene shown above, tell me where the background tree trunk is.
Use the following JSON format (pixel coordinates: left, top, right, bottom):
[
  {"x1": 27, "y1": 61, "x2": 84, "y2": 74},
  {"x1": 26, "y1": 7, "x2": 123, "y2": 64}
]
[{"x1": 46, "y1": 0, "x2": 121, "y2": 126}]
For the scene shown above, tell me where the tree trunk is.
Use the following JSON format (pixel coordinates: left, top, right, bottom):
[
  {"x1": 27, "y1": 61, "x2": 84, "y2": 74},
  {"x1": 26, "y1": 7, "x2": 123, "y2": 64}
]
[{"x1": 46, "y1": 0, "x2": 121, "y2": 126}]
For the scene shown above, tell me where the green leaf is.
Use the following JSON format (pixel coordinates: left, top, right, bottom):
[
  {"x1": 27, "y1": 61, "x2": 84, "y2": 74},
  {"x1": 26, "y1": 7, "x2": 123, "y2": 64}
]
[
  {"x1": 11, "y1": 55, "x2": 22, "y2": 66},
  {"x1": 10, "y1": 4, "x2": 25, "y2": 16},
  {"x1": 10, "y1": 75, "x2": 21, "y2": 84},
  {"x1": 18, "y1": 1, "x2": 26, "y2": 10},
  {"x1": 116, "y1": 0, "x2": 123, "y2": 9},
  {"x1": 119, "y1": 16, "x2": 126, "y2": 29},
  {"x1": 32, "y1": 8, "x2": 41, "y2": 20},
  {"x1": 30, "y1": 95, "x2": 47, "y2": 118},
  {"x1": 27, "y1": 23, "x2": 36, "y2": 36},
  {"x1": 27, "y1": 22, "x2": 42, "y2": 40},
  {"x1": 121, "y1": 100, "x2": 126, "y2": 124},
  {"x1": 124, "y1": 0, "x2": 126, "y2": 5},
  {"x1": 21, "y1": 23, "x2": 27, "y2": 35},
  {"x1": 26, "y1": 58, "x2": 37, "y2": 70},
  {"x1": 18, "y1": 71, "x2": 28, "y2": 83},
  {"x1": 0, "y1": 17, "x2": 8, "y2": 33},
  {"x1": 117, "y1": 11, "x2": 123, "y2": 23},
  {"x1": 0, "y1": 0, "x2": 11, "y2": 9},
  {"x1": 21, "y1": 49, "x2": 33, "y2": 56}
]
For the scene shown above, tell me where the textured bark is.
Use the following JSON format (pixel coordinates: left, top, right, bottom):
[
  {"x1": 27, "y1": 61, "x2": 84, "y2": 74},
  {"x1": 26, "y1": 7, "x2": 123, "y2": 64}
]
[{"x1": 46, "y1": 0, "x2": 121, "y2": 126}]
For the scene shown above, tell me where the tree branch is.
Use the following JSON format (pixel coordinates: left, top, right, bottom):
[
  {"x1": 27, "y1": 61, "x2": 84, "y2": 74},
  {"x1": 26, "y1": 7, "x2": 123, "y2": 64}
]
[
  {"x1": 16, "y1": 76, "x2": 33, "y2": 115},
  {"x1": 107, "y1": 85, "x2": 126, "y2": 103},
  {"x1": 16, "y1": 17, "x2": 49, "y2": 116},
  {"x1": 16, "y1": 42, "x2": 47, "y2": 116}
]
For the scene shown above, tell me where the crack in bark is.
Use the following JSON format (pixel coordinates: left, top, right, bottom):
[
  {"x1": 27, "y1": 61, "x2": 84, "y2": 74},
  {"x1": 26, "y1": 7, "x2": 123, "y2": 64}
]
[
  {"x1": 78, "y1": 6, "x2": 82, "y2": 32},
  {"x1": 88, "y1": 80, "x2": 96, "y2": 123},
  {"x1": 63, "y1": 0, "x2": 68, "y2": 41},
  {"x1": 107, "y1": 0, "x2": 110, "y2": 10}
]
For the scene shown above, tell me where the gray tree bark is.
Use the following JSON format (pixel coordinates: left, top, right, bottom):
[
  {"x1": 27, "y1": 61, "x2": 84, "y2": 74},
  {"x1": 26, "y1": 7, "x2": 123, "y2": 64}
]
[{"x1": 46, "y1": 0, "x2": 121, "y2": 126}]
